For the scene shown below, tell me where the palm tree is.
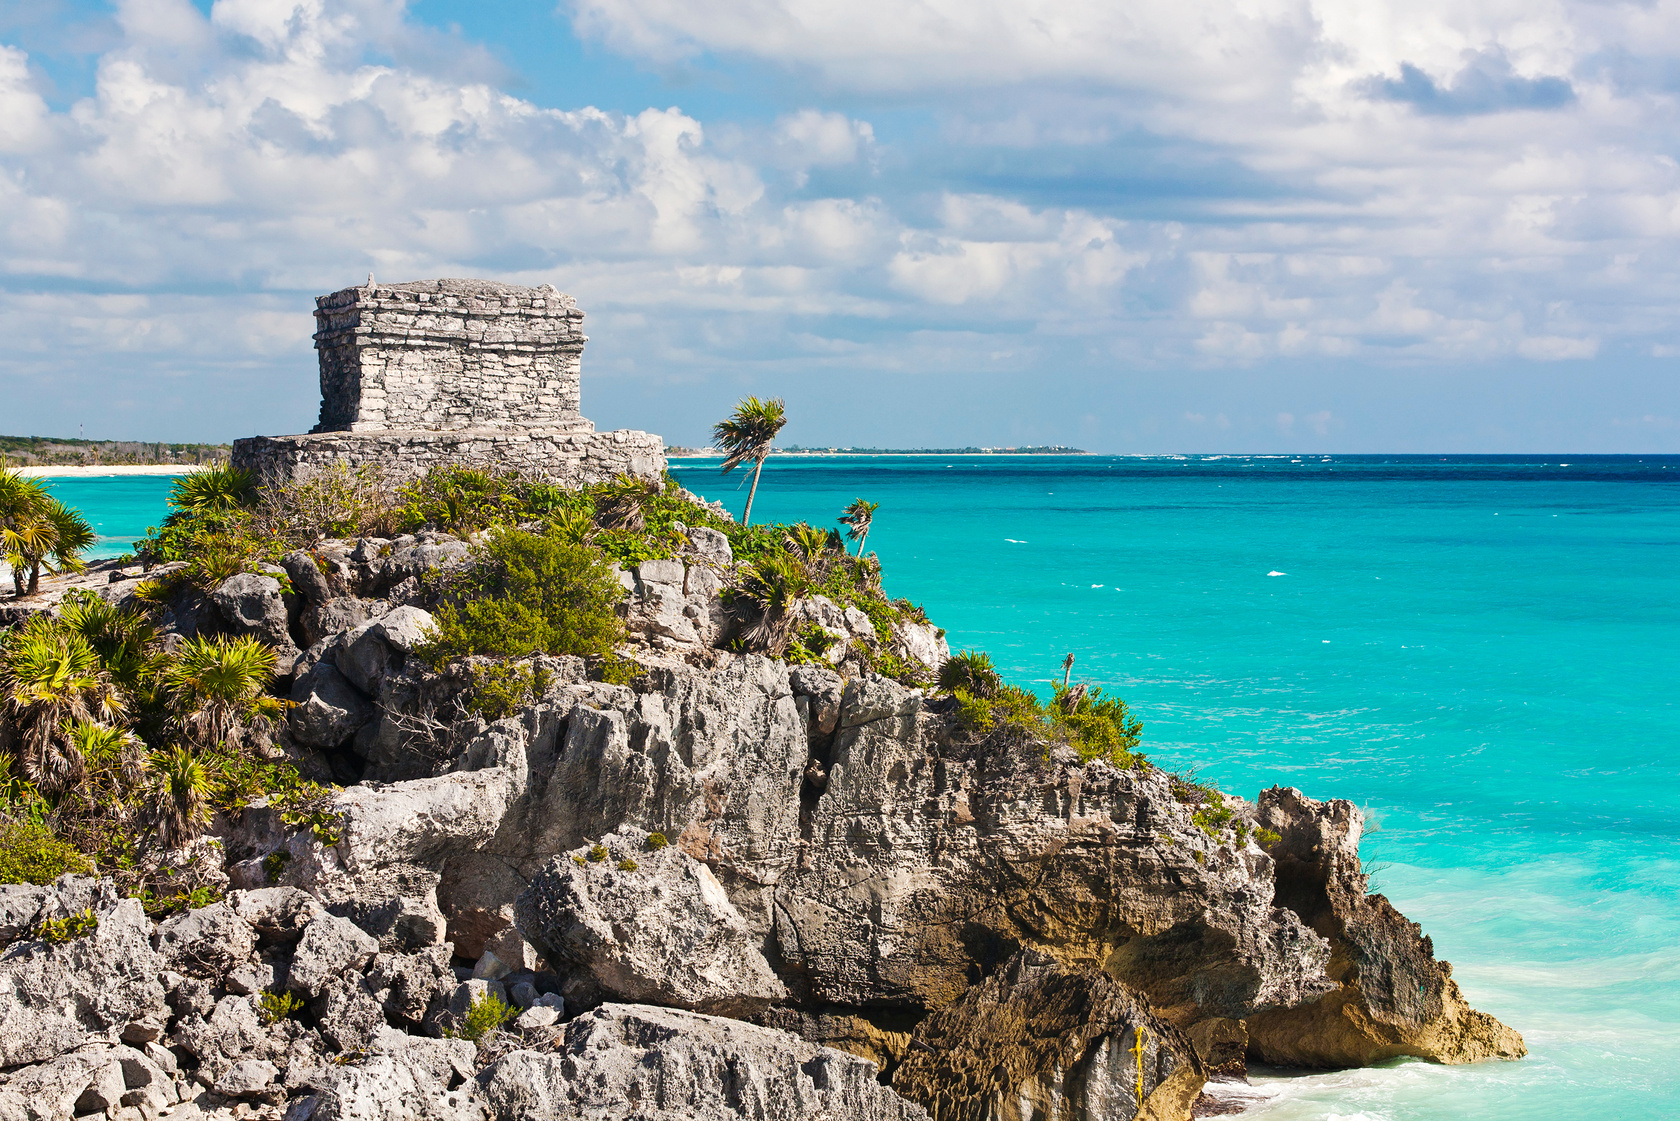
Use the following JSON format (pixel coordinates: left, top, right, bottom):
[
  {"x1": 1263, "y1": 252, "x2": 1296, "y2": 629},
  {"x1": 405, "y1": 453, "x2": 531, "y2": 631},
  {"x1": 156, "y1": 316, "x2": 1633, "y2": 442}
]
[
  {"x1": 0, "y1": 469, "x2": 95, "y2": 595},
  {"x1": 159, "y1": 635, "x2": 283, "y2": 749},
  {"x1": 0, "y1": 617, "x2": 125, "y2": 793},
  {"x1": 734, "y1": 552, "x2": 814, "y2": 655},
  {"x1": 170, "y1": 465, "x2": 258, "y2": 512},
  {"x1": 712, "y1": 397, "x2": 787, "y2": 526},
  {"x1": 145, "y1": 745, "x2": 213, "y2": 849},
  {"x1": 838, "y1": 499, "x2": 879, "y2": 556}
]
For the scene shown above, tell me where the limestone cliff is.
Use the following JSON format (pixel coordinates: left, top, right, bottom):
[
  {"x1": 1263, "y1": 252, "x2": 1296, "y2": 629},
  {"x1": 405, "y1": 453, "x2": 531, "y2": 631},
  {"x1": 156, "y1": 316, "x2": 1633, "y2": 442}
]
[{"x1": 0, "y1": 519, "x2": 1523, "y2": 1121}]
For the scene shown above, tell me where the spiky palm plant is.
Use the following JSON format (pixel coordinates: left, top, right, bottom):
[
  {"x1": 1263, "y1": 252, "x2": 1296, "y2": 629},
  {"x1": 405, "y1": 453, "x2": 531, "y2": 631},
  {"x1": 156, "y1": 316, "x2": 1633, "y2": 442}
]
[
  {"x1": 937, "y1": 650, "x2": 1002, "y2": 699},
  {"x1": 838, "y1": 499, "x2": 879, "y2": 556},
  {"x1": 595, "y1": 475, "x2": 662, "y2": 532},
  {"x1": 159, "y1": 635, "x2": 282, "y2": 749},
  {"x1": 58, "y1": 593, "x2": 160, "y2": 696},
  {"x1": 735, "y1": 552, "x2": 814, "y2": 655},
  {"x1": 0, "y1": 617, "x2": 124, "y2": 792},
  {"x1": 785, "y1": 524, "x2": 831, "y2": 563},
  {"x1": 60, "y1": 719, "x2": 146, "y2": 827},
  {"x1": 549, "y1": 506, "x2": 598, "y2": 546},
  {"x1": 0, "y1": 470, "x2": 49, "y2": 596},
  {"x1": 145, "y1": 745, "x2": 213, "y2": 849},
  {"x1": 712, "y1": 397, "x2": 787, "y2": 526},
  {"x1": 170, "y1": 466, "x2": 258, "y2": 512},
  {"x1": 1, "y1": 470, "x2": 94, "y2": 595}
]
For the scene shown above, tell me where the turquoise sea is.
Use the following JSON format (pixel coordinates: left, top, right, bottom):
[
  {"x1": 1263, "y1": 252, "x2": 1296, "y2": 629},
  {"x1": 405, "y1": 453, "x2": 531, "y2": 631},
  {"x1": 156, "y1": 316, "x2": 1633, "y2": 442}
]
[{"x1": 50, "y1": 456, "x2": 1680, "y2": 1120}]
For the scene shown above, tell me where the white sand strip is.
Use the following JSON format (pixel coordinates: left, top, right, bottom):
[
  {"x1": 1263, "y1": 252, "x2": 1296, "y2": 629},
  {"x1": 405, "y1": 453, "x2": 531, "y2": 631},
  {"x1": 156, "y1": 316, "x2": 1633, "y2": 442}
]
[{"x1": 12, "y1": 464, "x2": 205, "y2": 478}]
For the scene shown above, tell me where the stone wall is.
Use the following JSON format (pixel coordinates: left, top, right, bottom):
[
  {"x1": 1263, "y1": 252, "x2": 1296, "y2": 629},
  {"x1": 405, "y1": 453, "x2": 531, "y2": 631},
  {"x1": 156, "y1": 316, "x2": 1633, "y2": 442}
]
[
  {"x1": 313, "y1": 279, "x2": 586, "y2": 434},
  {"x1": 232, "y1": 427, "x2": 665, "y2": 488},
  {"x1": 232, "y1": 277, "x2": 666, "y2": 486}
]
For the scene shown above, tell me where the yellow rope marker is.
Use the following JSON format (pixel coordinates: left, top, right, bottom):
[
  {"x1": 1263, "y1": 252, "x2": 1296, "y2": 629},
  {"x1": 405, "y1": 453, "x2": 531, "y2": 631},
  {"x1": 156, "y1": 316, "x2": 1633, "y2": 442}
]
[{"x1": 1134, "y1": 1024, "x2": 1148, "y2": 1107}]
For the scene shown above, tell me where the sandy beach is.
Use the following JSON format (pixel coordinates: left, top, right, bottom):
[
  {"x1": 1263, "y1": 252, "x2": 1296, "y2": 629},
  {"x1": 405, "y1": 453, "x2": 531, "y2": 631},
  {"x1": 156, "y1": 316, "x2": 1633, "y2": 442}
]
[{"x1": 14, "y1": 464, "x2": 203, "y2": 478}]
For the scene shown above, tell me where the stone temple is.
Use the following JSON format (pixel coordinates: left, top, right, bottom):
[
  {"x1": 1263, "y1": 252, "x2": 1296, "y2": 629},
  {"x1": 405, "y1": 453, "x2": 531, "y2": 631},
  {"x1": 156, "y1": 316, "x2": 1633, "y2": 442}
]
[{"x1": 232, "y1": 278, "x2": 664, "y2": 485}]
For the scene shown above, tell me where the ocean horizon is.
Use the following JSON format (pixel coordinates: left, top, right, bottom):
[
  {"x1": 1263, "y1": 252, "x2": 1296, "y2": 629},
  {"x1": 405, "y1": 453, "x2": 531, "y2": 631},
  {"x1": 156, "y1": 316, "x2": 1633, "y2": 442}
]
[{"x1": 42, "y1": 452, "x2": 1680, "y2": 1120}]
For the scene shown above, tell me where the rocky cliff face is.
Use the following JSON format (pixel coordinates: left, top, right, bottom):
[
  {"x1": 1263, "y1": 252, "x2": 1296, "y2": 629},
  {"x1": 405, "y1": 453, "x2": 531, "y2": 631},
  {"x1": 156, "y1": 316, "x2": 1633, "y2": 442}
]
[{"x1": 0, "y1": 521, "x2": 1523, "y2": 1121}]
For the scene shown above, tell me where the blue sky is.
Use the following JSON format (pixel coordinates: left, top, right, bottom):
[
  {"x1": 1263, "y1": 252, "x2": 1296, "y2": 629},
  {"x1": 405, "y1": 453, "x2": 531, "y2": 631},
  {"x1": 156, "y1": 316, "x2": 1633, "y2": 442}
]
[{"x1": 2, "y1": 0, "x2": 1678, "y2": 451}]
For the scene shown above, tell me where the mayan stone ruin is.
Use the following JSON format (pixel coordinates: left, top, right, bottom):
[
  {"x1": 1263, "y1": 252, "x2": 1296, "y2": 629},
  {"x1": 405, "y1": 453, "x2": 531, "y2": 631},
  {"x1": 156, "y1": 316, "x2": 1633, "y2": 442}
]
[{"x1": 232, "y1": 277, "x2": 664, "y2": 484}]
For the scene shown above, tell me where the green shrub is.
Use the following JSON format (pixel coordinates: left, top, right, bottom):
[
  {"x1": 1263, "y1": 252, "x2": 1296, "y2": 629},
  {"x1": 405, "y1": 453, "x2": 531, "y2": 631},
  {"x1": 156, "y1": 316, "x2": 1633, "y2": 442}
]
[
  {"x1": 1192, "y1": 803, "x2": 1234, "y2": 839},
  {"x1": 938, "y1": 651, "x2": 1002, "y2": 698},
  {"x1": 258, "y1": 989, "x2": 303, "y2": 1025},
  {"x1": 393, "y1": 466, "x2": 526, "y2": 534},
  {"x1": 416, "y1": 527, "x2": 625, "y2": 665},
  {"x1": 1254, "y1": 826, "x2": 1282, "y2": 849},
  {"x1": 1053, "y1": 684, "x2": 1144, "y2": 767},
  {"x1": 0, "y1": 819, "x2": 93, "y2": 885},
  {"x1": 645, "y1": 832, "x2": 668, "y2": 850},
  {"x1": 617, "y1": 858, "x2": 638, "y2": 872},
  {"x1": 457, "y1": 990, "x2": 516, "y2": 1042},
  {"x1": 37, "y1": 907, "x2": 98, "y2": 943},
  {"x1": 467, "y1": 661, "x2": 552, "y2": 721},
  {"x1": 587, "y1": 844, "x2": 608, "y2": 863},
  {"x1": 594, "y1": 653, "x2": 645, "y2": 687},
  {"x1": 262, "y1": 850, "x2": 289, "y2": 884}
]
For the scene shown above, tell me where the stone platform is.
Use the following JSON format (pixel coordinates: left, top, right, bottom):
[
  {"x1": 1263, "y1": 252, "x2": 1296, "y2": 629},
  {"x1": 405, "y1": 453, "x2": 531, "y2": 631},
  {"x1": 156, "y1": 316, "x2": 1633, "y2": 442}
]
[{"x1": 232, "y1": 425, "x2": 666, "y2": 486}]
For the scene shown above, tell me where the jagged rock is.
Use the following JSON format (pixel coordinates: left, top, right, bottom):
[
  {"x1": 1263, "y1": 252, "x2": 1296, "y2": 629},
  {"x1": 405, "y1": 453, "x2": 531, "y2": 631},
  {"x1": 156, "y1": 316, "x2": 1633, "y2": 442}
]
[
  {"x1": 291, "y1": 662, "x2": 377, "y2": 748},
  {"x1": 154, "y1": 901, "x2": 258, "y2": 981},
  {"x1": 684, "y1": 525, "x2": 732, "y2": 565},
  {"x1": 174, "y1": 995, "x2": 268, "y2": 1075},
  {"x1": 0, "y1": 883, "x2": 45, "y2": 942},
  {"x1": 116, "y1": 1043, "x2": 180, "y2": 1110},
  {"x1": 215, "y1": 1058, "x2": 280, "y2": 1099},
  {"x1": 513, "y1": 1005, "x2": 560, "y2": 1031},
  {"x1": 1245, "y1": 786, "x2": 1528, "y2": 1067},
  {"x1": 516, "y1": 835, "x2": 787, "y2": 1017},
  {"x1": 890, "y1": 620, "x2": 948, "y2": 674},
  {"x1": 367, "y1": 946, "x2": 456, "y2": 1030},
  {"x1": 772, "y1": 722, "x2": 1336, "y2": 1019},
  {"x1": 338, "y1": 607, "x2": 437, "y2": 697},
  {"x1": 282, "y1": 550, "x2": 335, "y2": 606},
  {"x1": 0, "y1": 896, "x2": 168, "y2": 1067},
  {"x1": 296, "y1": 1049, "x2": 482, "y2": 1121},
  {"x1": 212, "y1": 572, "x2": 298, "y2": 652},
  {"x1": 787, "y1": 665, "x2": 843, "y2": 740},
  {"x1": 305, "y1": 597, "x2": 371, "y2": 648},
  {"x1": 368, "y1": 1027, "x2": 477, "y2": 1087},
  {"x1": 381, "y1": 540, "x2": 473, "y2": 589},
  {"x1": 315, "y1": 978, "x2": 388, "y2": 1052},
  {"x1": 477, "y1": 1004, "x2": 928, "y2": 1121},
  {"x1": 289, "y1": 915, "x2": 379, "y2": 998},
  {"x1": 229, "y1": 886, "x2": 328, "y2": 945},
  {"x1": 893, "y1": 950, "x2": 1204, "y2": 1121},
  {"x1": 323, "y1": 863, "x2": 449, "y2": 953},
  {"x1": 227, "y1": 960, "x2": 277, "y2": 996},
  {"x1": 483, "y1": 655, "x2": 805, "y2": 913},
  {"x1": 0, "y1": 1045, "x2": 121, "y2": 1121}
]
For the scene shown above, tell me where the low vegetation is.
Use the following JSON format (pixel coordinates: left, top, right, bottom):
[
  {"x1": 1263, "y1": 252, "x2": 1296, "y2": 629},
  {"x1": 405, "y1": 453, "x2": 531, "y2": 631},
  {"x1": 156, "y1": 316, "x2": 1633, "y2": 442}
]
[{"x1": 4, "y1": 434, "x2": 1193, "y2": 889}]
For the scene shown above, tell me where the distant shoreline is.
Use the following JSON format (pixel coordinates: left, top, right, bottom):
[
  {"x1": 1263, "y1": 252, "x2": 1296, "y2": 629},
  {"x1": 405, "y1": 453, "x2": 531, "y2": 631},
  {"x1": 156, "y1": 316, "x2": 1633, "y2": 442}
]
[
  {"x1": 669, "y1": 448, "x2": 1089, "y2": 458},
  {"x1": 17, "y1": 465, "x2": 200, "y2": 478}
]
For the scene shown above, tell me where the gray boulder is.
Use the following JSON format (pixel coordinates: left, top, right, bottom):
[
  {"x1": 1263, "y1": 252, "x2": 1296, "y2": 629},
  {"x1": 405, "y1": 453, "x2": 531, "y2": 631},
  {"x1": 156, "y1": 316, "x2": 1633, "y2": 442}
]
[
  {"x1": 211, "y1": 572, "x2": 296, "y2": 651},
  {"x1": 289, "y1": 914, "x2": 379, "y2": 998},
  {"x1": 477, "y1": 1004, "x2": 928, "y2": 1121},
  {"x1": 153, "y1": 901, "x2": 257, "y2": 981},
  {"x1": 297, "y1": 1050, "x2": 482, "y2": 1121},
  {"x1": 367, "y1": 946, "x2": 456, "y2": 1030},
  {"x1": 281, "y1": 549, "x2": 334, "y2": 605},
  {"x1": 515, "y1": 835, "x2": 787, "y2": 1017},
  {"x1": 315, "y1": 977, "x2": 388, "y2": 1052},
  {"x1": 684, "y1": 525, "x2": 732, "y2": 565},
  {"x1": 0, "y1": 1045, "x2": 125, "y2": 1121},
  {"x1": 291, "y1": 662, "x2": 376, "y2": 748},
  {"x1": 339, "y1": 607, "x2": 435, "y2": 695},
  {"x1": 0, "y1": 897, "x2": 168, "y2": 1067},
  {"x1": 0, "y1": 883, "x2": 46, "y2": 942},
  {"x1": 228, "y1": 886, "x2": 328, "y2": 945},
  {"x1": 304, "y1": 596, "x2": 371, "y2": 648},
  {"x1": 215, "y1": 1058, "x2": 280, "y2": 1100}
]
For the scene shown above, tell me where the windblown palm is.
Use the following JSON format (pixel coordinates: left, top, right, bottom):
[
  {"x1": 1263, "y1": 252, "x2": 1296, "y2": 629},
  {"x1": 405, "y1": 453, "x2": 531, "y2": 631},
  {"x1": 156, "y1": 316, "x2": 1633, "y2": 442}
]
[
  {"x1": 735, "y1": 552, "x2": 814, "y2": 655},
  {"x1": 712, "y1": 397, "x2": 787, "y2": 526},
  {"x1": 145, "y1": 745, "x2": 214, "y2": 849},
  {"x1": 59, "y1": 592, "x2": 160, "y2": 696},
  {"x1": 160, "y1": 635, "x2": 282, "y2": 749},
  {"x1": 0, "y1": 617, "x2": 125, "y2": 792},
  {"x1": 838, "y1": 499, "x2": 879, "y2": 556},
  {"x1": 170, "y1": 465, "x2": 258, "y2": 512},
  {"x1": 1, "y1": 469, "x2": 95, "y2": 595}
]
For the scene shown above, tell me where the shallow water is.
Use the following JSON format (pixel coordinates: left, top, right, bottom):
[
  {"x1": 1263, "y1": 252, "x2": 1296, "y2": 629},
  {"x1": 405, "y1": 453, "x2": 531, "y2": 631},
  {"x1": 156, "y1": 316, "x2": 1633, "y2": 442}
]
[{"x1": 52, "y1": 454, "x2": 1680, "y2": 1118}]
